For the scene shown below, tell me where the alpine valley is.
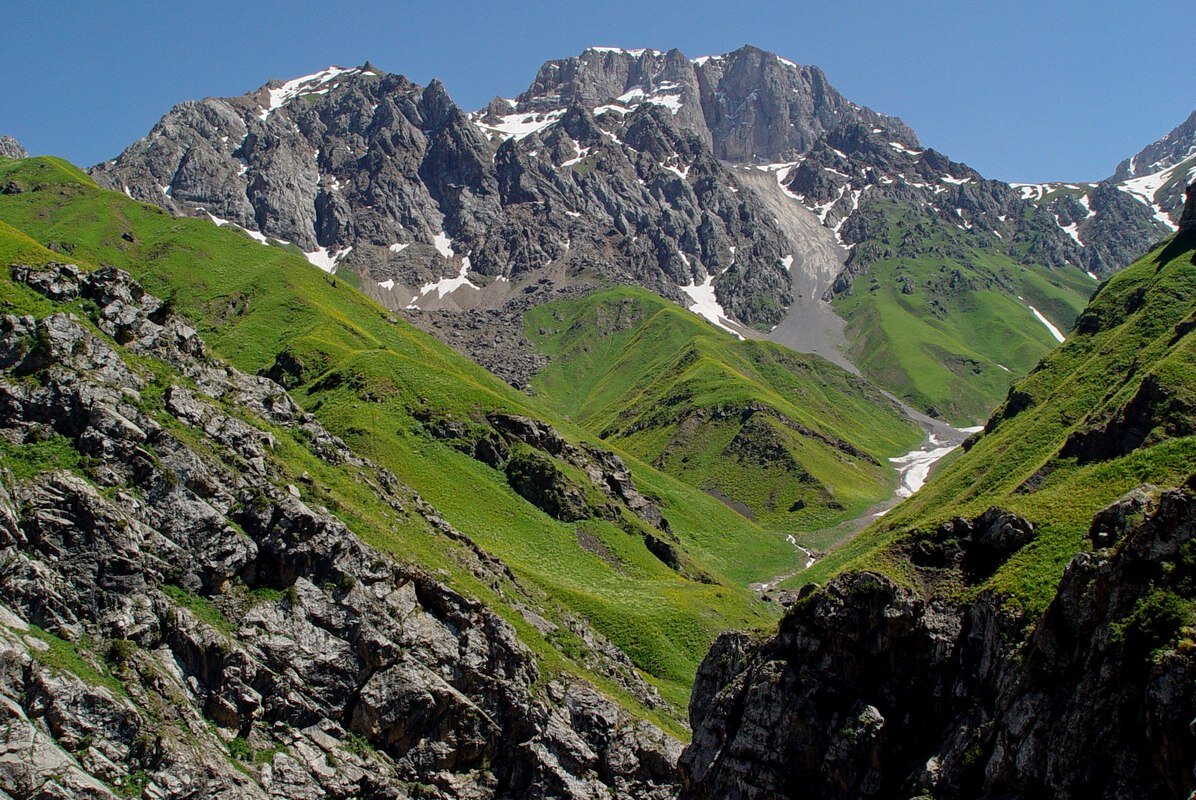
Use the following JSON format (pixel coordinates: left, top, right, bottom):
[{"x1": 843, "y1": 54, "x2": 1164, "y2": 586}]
[{"x1": 0, "y1": 40, "x2": 1193, "y2": 800}]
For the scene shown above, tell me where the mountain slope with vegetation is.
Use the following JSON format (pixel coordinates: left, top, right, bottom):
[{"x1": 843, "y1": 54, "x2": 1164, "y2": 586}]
[
  {"x1": 524, "y1": 286, "x2": 923, "y2": 533},
  {"x1": 0, "y1": 154, "x2": 806, "y2": 725},
  {"x1": 681, "y1": 208, "x2": 1196, "y2": 800},
  {"x1": 801, "y1": 225, "x2": 1196, "y2": 609}
]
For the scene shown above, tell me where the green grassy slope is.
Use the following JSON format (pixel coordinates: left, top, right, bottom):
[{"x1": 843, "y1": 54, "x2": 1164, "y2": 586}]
[
  {"x1": 525, "y1": 287, "x2": 924, "y2": 534},
  {"x1": 835, "y1": 199, "x2": 1096, "y2": 425},
  {"x1": 798, "y1": 230, "x2": 1196, "y2": 613},
  {"x1": 0, "y1": 156, "x2": 801, "y2": 718}
]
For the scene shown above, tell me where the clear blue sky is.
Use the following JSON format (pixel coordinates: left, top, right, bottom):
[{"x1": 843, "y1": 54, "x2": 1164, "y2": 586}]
[{"x1": 3, "y1": 1, "x2": 1192, "y2": 182}]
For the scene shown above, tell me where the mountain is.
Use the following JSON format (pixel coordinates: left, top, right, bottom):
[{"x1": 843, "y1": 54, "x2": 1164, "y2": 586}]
[
  {"x1": 494, "y1": 45, "x2": 917, "y2": 163},
  {"x1": 1010, "y1": 108, "x2": 1196, "y2": 276},
  {"x1": 0, "y1": 135, "x2": 26, "y2": 159},
  {"x1": 680, "y1": 194, "x2": 1196, "y2": 799},
  {"x1": 91, "y1": 47, "x2": 1111, "y2": 428},
  {"x1": 523, "y1": 286, "x2": 923, "y2": 534},
  {"x1": 88, "y1": 60, "x2": 799, "y2": 332}
]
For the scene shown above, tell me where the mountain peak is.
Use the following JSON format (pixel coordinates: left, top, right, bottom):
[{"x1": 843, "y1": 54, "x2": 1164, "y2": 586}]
[
  {"x1": 257, "y1": 64, "x2": 383, "y2": 120},
  {"x1": 0, "y1": 135, "x2": 26, "y2": 159},
  {"x1": 508, "y1": 44, "x2": 914, "y2": 162}
]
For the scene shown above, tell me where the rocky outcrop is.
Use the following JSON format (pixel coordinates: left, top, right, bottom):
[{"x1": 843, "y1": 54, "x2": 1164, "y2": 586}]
[
  {"x1": 680, "y1": 485, "x2": 1196, "y2": 799},
  {"x1": 0, "y1": 136, "x2": 26, "y2": 159},
  {"x1": 1181, "y1": 180, "x2": 1196, "y2": 233},
  {"x1": 509, "y1": 45, "x2": 916, "y2": 164},
  {"x1": 0, "y1": 262, "x2": 681, "y2": 799}
]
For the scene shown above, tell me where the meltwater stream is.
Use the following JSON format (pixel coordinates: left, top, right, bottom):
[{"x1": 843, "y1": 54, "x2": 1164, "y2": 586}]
[{"x1": 752, "y1": 424, "x2": 984, "y2": 594}]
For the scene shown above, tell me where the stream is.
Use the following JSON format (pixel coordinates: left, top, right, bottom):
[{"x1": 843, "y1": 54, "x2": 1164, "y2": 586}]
[{"x1": 751, "y1": 424, "x2": 984, "y2": 595}]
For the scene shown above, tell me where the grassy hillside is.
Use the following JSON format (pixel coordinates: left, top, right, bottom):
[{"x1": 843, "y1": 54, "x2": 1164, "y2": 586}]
[
  {"x1": 525, "y1": 287, "x2": 923, "y2": 534},
  {"x1": 836, "y1": 199, "x2": 1096, "y2": 425},
  {"x1": 0, "y1": 155, "x2": 805, "y2": 719},
  {"x1": 798, "y1": 229, "x2": 1196, "y2": 613}
]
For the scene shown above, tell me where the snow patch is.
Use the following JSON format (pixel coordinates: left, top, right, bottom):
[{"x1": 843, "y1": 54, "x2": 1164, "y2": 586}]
[
  {"x1": 681, "y1": 276, "x2": 744, "y2": 339},
  {"x1": 304, "y1": 245, "x2": 352, "y2": 273},
  {"x1": 417, "y1": 255, "x2": 479, "y2": 299},
  {"x1": 1019, "y1": 297, "x2": 1066, "y2": 343},
  {"x1": 1057, "y1": 217, "x2": 1083, "y2": 246},
  {"x1": 585, "y1": 46, "x2": 661, "y2": 57},
  {"x1": 888, "y1": 141, "x2": 923, "y2": 156},
  {"x1": 260, "y1": 66, "x2": 358, "y2": 120},
  {"x1": 476, "y1": 108, "x2": 566, "y2": 140},
  {"x1": 433, "y1": 232, "x2": 455, "y2": 259}
]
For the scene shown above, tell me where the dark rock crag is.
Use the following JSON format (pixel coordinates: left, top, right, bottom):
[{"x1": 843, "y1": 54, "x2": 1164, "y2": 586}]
[
  {"x1": 1180, "y1": 180, "x2": 1196, "y2": 233},
  {"x1": 680, "y1": 487, "x2": 1196, "y2": 799}
]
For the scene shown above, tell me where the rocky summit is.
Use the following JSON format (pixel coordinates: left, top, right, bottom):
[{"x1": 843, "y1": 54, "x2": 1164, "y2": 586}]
[{"x1": 0, "y1": 136, "x2": 27, "y2": 160}]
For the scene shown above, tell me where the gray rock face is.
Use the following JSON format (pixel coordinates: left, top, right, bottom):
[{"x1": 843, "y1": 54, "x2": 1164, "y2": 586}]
[
  {"x1": 0, "y1": 262, "x2": 681, "y2": 799},
  {"x1": 680, "y1": 487, "x2": 1196, "y2": 799},
  {"x1": 1109, "y1": 109, "x2": 1196, "y2": 226},
  {"x1": 0, "y1": 136, "x2": 25, "y2": 159},
  {"x1": 91, "y1": 62, "x2": 798, "y2": 331},
  {"x1": 509, "y1": 45, "x2": 915, "y2": 164}
]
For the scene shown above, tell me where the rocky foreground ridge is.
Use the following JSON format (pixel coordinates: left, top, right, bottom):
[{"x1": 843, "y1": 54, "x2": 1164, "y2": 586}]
[
  {"x1": 680, "y1": 482, "x2": 1196, "y2": 799},
  {"x1": 0, "y1": 262, "x2": 680, "y2": 799}
]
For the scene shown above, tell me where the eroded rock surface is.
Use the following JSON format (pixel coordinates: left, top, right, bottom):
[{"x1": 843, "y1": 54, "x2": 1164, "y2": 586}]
[
  {"x1": 0, "y1": 262, "x2": 681, "y2": 799},
  {"x1": 680, "y1": 487, "x2": 1196, "y2": 799}
]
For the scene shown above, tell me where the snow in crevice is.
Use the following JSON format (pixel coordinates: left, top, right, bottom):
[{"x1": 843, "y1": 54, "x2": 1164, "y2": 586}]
[
  {"x1": 561, "y1": 141, "x2": 592, "y2": 168},
  {"x1": 378, "y1": 279, "x2": 396, "y2": 291},
  {"x1": 1077, "y1": 194, "x2": 1096, "y2": 219},
  {"x1": 662, "y1": 160, "x2": 690, "y2": 179},
  {"x1": 1018, "y1": 296, "x2": 1066, "y2": 343},
  {"x1": 1055, "y1": 215, "x2": 1083, "y2": 246},
  {"x1": 475, "y1": 108, "x2": 565, "y2": 141},
  {"x1": 433, "y1": 232, "x2": 455, "y2": 259},
  {"x1": 681, "y1": 275, "x2": 744, "y2": 339},
  {"x1": 388, "y1": 243, "x2": 410, "y2": 254},
  {"x1": 888, "y1": 141, "x2": 923, "y2": 156},
  {"x1": 259, "y1": 66, "x2": 360, "y2": 120},
  {"x1": 812, "y1": 185, "x2": 849, "y2": 224},
  {"x1": 615, "y1": 83, "x2": 684, "y2": 114},
  {"x1": 304, "y1": 245, "x2": 353, "y2": 273},
  {"x1": 417, "y1": 255, "x2": 480, "y2": 300}
]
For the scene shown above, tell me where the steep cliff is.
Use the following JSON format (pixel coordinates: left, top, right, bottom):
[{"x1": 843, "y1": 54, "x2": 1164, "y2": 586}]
[{"x1": 681, "y1": 484, "x2": 1196, "y2": 799}]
